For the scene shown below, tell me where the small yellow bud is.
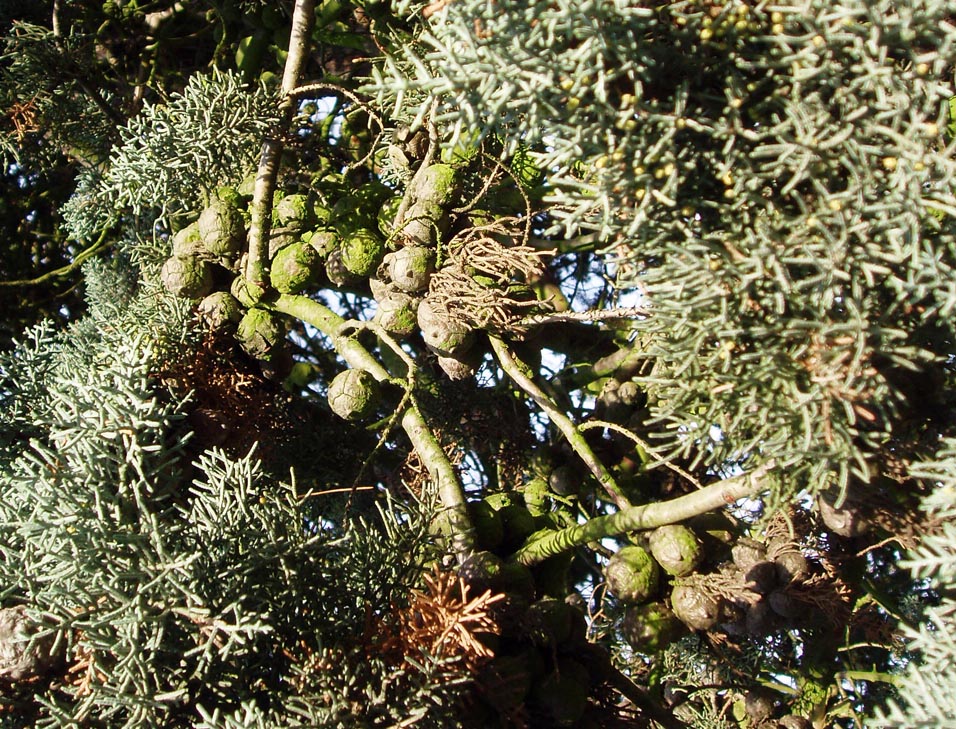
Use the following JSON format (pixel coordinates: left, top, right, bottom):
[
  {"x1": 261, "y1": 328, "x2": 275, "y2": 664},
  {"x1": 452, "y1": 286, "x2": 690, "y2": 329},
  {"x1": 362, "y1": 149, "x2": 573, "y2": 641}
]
[
  {"x1": 700, "y1": 27, "x2": 714, "y2": 42},
  {"x1": 772, "y1": 23, "x2": 784, "y2": 35},
  {"x1": 771, "y1": 11, "x2": 784, "y2": 24},
  {"x1": 812, "y1": 35, "x2": 825, "y2": 48},
  {"x1": 723, "y1": 188, "x2": 736, "y2": 199},
  {"x1": 720, "y1": 172, "x2": 733, "y2": 186},
  {"x1": 916, "y1": 62, "x2": 930, "y2": 76},
  {"x1": 881, "y1": 156, "x2": 898, "y2": 171},
  {"x1": 675, "y1": 117, "x2": 686, "y2": 129},
  {"x1": 914, "y1": 161, "x2": 926, "y2": 171},
  {"x1": 567, "y1": 97, "x2": 580, "y2": 111},
  {"x1": 729, "y1": 97, "x2": 743, "y2": 109},
  {"x1": 634, "y1": 164, "x2": 645, "y2": 175},
  {"x1": 922, "y1": 122, "x2": 939, "y2": 137},
  {"x1": 663, "y1": 162, "x2": 676, "y2": 176},
  {"x1": 828, "y1": 198, "x2": 843, "y2": 211}
]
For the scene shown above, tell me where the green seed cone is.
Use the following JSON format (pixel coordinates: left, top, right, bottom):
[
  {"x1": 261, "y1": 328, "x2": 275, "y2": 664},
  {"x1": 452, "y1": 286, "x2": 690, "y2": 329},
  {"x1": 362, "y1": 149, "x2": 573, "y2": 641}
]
[
  {"x1": 395, "y1": 200, "x2": 447, "y2": 246},
  {"x1": 529, "y1": 658, "x2": 590, "y2": 727},
  {"x1": 171, "y1": 221, "x2": 203, "y2": 258},
  {"x1": 409, "y1": 162, "x2": 459, "y2": 206},
  {"x1": 325, "y1": 249, "x2": 360, "y2": 288},
  {"x1": 377, "y1": 195, "x2": 402, "y2": 237},
  {"x1": 605, "y1": 546, "x2": 660, "y2": 604},
  {"x1": 670, "y1": 583, "x2": 722, "y2": 631},
  {"x1": 498, "y1": 504, "x2": 537, "y2": 555},
  {"x1": 197, "y1": 291, "x2": 243, "y2": 330},
  {"x1": 524, "y1": 597, "x2": 572, "y2": 646},
  {"x1": 270, "y1": 240, "x2": 321, "y2": 294},
  {"x1": 236, "y1": 308, "x2": 283, "y2": 359},
  {"x1": 373, "y1": 291, "x2": 419, "y2": 337},
  {"x1": 198, "y1": 199, "x2": 244, "y2": 259},
  {"x1": 326, "y1": 369, "x2": 381, "y2": 421},
  {"x1": 275, "y1": 193, "x2": 313, "y2": 231},
  {"x1": 468, "y1": 500, "x2": 504, "y2": 552},
  {"x1": 161, "y1": 255, "x2": 214, "y2": 299},
  {"x1": 622, "y1": 601, "x2": 685, "y2": 654},
  {"x1": 305, "y1": 229, "x2": 339, "y2": 258},
  {"x1": 341, "y1": 228, "x2": 386, "y2": 277},
  {"x1": 387, "y1": 245, "x2": 434, "y2": 293},
  {"x1": 417, "y1": 298, "x2": 474, "y2": 357},
  {"x1": 648, "y1": 524, "x2": 703, "y2": 577}
]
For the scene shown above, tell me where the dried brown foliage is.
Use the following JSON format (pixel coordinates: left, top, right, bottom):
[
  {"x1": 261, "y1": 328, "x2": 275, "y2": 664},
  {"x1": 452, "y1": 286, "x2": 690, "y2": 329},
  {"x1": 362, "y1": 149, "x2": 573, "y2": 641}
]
[
  {"x1": 394, "y1": 567, "x2": 504, "y2": 673},
  {"x1": 429, "y1": 220, "x2": 548, "y2": 333}
]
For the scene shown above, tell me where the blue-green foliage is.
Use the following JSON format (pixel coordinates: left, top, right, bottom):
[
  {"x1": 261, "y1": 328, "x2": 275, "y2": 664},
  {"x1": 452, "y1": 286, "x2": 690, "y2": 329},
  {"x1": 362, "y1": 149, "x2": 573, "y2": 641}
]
[
  {"x1": 61, "y1": 70, "x2": 276, "y2": 241},
  {"x1": 365, "y1": 0, "x2": 956, "y2": 502},
  {"x1": 876, "y1": 439, "x2": 956, "y2": 726},
  {"x1": 0, "y1": 258, "x2": 451, "y2": 726}
]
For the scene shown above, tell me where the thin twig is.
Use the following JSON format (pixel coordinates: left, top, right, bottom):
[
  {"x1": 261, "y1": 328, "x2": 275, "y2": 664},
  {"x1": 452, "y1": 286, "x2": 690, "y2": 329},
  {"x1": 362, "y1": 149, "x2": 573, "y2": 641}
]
[
  {"x1": 0, "y1": 228, "x2": 112, "y2": 287},
  {"x1": 335, "y1": 320, "x2": 420, "y2": 512},
  {"x1": 490, "y1": 334, "x2": 630, "y2": 509},
  {"x1": 393, "y1": 103, "x2": 439, "y2": 229},
  {"x1": 579, "y1": 420, "x2": 703, "y2": 490},
  {"x1": 297, "y1": 486, "x2": 376, "y2": 501}
]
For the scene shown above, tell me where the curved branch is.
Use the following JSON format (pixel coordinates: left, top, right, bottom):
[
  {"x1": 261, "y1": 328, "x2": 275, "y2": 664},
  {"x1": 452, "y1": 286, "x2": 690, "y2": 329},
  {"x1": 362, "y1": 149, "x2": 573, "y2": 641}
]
[
  {"x1": 0, "y1": 229, "x2": 112, "y2": 288},
  {"x1": 490, "y1": 334, "x2": 630, "y2": 509},
  {"x1": 269, "y1": 294, "x2": 475, "y2": 558},
  {"x1": 511, "y1": 462, "x2": 774, "y2": 566},
  {"x1": 244, "y1": 0, "x2": 316, "y2": 293}
]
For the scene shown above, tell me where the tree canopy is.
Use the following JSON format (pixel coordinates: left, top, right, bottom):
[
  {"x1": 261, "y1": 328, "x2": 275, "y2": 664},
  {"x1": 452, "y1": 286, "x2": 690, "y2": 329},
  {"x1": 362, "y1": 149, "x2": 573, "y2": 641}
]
[{"x1": 1, "y1": 1, "x2": 955, "y2": 727}]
